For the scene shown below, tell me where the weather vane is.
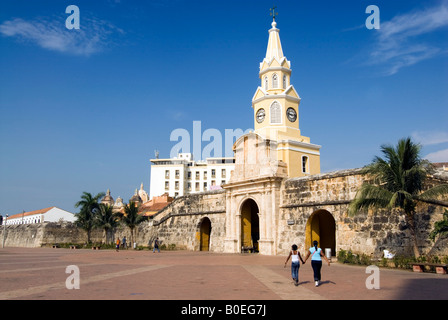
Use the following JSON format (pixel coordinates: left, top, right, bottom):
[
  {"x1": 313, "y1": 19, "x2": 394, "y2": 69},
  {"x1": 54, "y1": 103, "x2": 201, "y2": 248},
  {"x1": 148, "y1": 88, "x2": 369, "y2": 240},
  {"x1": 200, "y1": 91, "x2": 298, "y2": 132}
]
[{"x1": 270, "y1": 5, "x2": 278, "y2": 21}]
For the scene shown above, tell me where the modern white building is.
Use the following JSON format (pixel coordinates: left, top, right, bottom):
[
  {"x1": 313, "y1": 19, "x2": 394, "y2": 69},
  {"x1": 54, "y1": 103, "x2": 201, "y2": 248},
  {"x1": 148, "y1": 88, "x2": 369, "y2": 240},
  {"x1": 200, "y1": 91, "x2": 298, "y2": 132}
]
[
  {"x1": 3, "y1": 207, "x2": 76, "y2": 225},
  {"x1": 149, "y1": 153, "x2": 235, "y2": 199}
]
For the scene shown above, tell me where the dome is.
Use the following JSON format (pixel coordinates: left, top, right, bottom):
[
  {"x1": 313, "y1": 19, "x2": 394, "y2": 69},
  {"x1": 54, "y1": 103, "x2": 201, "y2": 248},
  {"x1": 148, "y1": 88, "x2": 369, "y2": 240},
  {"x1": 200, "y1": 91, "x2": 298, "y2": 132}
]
[
  {"x1": 101, "y1": 189, "x2": 115, "y2": 206},
  {"x1": 130, "y1": 188, "x2": 142, "y2": 204},
  {"x1": 138, "y1": 183, "x2": 149, "y2": 202}
]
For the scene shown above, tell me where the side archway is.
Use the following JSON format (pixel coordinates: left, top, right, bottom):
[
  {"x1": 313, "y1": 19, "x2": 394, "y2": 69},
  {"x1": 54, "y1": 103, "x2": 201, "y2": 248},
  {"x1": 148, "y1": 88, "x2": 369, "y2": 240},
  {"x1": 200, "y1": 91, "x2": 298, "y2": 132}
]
[
  {"x1": 305, "y1": 210, "x2": 336, "y2": 256},
  {"x1": 199, "y1": 217, "x2": 212, "y2": 251}
]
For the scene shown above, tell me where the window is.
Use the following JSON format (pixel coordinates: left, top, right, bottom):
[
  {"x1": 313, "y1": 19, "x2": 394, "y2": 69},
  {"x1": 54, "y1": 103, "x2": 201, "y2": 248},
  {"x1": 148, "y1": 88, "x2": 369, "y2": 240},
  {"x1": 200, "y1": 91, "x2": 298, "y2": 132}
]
[
  {"x1": 264, "y1": 76, "x2": 268, "y2": 90},
  {"x1": 187, "y1": 182, "x2": 191, "y2": 190},
  {"x1": 283, "y1": 75, "x2": 287, "y2": 88},
  {"x1": 302, "y1": 156, "x2": 309, "y2": 173},
  {"x1": 203, "y1": 182, "x2": 207, "y2": 191},
  {"x1": 195, "y1": 182, "x2": 200, "y2": 191},
  {"x1": 211, "y1": 169, "x2": 216, "y2": 178},
  {"x1": 165, "y1": 181, "x2": 169, "y2": 190},
  {"x1": 195, "y1": 171, "x2": 200, "y2": 179},
  {"x1": 270, "y1": 101, "x2": 281, "y2": 124},
  {"x1": 221, "y1": 169, "x2": 226, "y2": 178},
  {"x1": 165, "y1": 170, "x2": 170, "y2": 179},
  {"x1": 203, "y1": 171, "x2": 207, "y2": 179},
  {"x1": 272, "y1": 73, "x2": 278, "y2": 88},
  {"x1": 187, "y1": 171, "x2": 192, "y2": 179},
  {"x1": 175, "y1": 170, "x2": 180, "y2": 179},
  {"x1": 175, "y1": 181, "x2": 179, "y2": 190}
]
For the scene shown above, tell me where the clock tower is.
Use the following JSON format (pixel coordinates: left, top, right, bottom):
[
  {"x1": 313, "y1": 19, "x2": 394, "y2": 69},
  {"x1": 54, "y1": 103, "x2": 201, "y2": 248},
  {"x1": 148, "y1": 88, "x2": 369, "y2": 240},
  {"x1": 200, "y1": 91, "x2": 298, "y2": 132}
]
[{"x1": 252, "y1": 18, "x2": 321, "y2": 178}]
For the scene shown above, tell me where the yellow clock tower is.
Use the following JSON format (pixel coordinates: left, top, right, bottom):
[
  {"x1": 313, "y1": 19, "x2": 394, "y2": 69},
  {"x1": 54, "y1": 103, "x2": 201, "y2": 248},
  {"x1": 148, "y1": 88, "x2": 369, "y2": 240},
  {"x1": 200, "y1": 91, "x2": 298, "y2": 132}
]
[{"x1": 252, "y1": 17, "x2": 321, "y2": 178}]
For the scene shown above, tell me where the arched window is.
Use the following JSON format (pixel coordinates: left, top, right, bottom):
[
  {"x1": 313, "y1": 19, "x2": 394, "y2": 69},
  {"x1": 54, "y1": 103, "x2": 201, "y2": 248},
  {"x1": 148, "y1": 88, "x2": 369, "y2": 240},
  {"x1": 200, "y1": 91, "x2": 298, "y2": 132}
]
[
  {"x1": 264, "y1": 76, "x2": 268, "y2": 90},
  {"x1": 270, "y1": 101, "x2": 281, "y2": 124},
  {"x1": 283, "y1": 75, "x2": 287, "y2": 88},
  {"x1": 272, "y1": 73, "x2": 278, "y2": 88},
  {"x1": 302, "y1": 156, "x2": 309, "y2": 173}
]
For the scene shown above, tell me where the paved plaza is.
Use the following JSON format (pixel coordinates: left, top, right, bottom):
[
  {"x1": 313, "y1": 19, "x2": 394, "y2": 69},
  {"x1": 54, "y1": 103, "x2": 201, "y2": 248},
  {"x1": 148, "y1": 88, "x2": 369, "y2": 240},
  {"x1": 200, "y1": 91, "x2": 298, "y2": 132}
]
[{"x1": 0, "y1": 247, "x2": 447, "y2": 302}]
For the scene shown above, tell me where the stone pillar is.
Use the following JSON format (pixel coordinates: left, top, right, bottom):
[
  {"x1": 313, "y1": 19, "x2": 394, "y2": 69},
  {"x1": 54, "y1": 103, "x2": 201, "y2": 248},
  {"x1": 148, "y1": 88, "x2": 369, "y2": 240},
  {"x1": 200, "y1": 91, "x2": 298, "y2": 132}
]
[{"x1": 224, "y1": 193, "x2": 239, "y2": 253}]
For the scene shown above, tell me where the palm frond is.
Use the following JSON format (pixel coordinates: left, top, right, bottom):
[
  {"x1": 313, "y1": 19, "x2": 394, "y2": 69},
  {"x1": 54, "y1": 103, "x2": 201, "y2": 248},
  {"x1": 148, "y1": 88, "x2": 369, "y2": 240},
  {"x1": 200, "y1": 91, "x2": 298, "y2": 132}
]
[
  {"x1": 417, "y1": 184, "x2": 448, "y2": 206},
  {"x1": 348, "y1": 184, "x2": 394, "y2": 216}
]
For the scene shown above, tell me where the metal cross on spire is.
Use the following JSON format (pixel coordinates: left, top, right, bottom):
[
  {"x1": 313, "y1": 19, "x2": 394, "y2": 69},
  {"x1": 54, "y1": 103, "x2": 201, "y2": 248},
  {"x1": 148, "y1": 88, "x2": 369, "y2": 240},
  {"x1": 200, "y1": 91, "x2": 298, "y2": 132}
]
[{"x1": 270, "y1": 5, "x2": 278, "y2": 21}]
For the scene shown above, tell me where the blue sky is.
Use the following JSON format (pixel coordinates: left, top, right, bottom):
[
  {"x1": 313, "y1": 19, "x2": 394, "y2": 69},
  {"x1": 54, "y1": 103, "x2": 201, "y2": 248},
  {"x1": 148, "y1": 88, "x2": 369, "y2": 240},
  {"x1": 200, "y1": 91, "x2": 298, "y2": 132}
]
[{"x1": 0, "y1": 0, "x2": 447, "y2": 216}]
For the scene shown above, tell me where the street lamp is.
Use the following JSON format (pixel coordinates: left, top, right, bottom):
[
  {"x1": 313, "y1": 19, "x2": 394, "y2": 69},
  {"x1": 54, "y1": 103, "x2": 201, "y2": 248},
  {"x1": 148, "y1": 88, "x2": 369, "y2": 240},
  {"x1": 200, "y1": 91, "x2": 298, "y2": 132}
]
[{"x1": 2, "y1": 214, "x2": 8, "y2": 248}]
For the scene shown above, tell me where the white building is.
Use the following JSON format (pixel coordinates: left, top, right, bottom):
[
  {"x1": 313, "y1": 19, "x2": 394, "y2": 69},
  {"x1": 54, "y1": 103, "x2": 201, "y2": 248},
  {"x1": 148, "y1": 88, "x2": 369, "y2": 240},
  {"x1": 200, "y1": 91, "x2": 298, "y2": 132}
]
[
  {"x1": 3, "y1": 207, "x2": 76, "y2": 225},
  {"x1": 150, "y1": 153, "x2": 235, "y2": 199}
]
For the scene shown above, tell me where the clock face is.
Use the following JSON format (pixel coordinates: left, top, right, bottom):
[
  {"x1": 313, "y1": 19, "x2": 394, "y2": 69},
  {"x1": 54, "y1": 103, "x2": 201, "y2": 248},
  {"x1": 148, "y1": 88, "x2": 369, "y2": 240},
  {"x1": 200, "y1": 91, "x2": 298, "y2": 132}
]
[
  {"x1": 286, "y1": 107, "x2": 297, "y2": 122},
  {"x1": 256, "y1": 108, "x2": 265, "y2": 123}
]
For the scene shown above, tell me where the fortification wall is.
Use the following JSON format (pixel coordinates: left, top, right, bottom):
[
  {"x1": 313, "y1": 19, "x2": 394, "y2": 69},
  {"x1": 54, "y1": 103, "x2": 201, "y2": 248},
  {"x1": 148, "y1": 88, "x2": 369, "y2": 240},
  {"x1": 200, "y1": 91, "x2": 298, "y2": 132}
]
[
  {"x1": 278, "y1": 169, "x2": 448, "y2": 257},
  {"x1": 149, "y1": 190, "x2": 227, "y2": 252},
  {"x1": 2, "y1": 170, "x2": 447, "y2": 258}
]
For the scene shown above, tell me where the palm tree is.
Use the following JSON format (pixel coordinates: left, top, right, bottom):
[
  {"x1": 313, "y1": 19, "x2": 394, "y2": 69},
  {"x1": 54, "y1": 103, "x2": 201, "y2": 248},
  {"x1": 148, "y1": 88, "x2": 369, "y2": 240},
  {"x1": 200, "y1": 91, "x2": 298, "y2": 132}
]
[
  {"x1": 94, "y1": 204, "x2": 120, "y2": 244},
  {"x1": 349, "y1": 137, "x2": 448, "y2": 258},
  {"x1": 121, "y1": 201, "x2": 145, "y2": 248},
  {"x1": 74, "y1": 191, "x2": 105, "y2": 243}
]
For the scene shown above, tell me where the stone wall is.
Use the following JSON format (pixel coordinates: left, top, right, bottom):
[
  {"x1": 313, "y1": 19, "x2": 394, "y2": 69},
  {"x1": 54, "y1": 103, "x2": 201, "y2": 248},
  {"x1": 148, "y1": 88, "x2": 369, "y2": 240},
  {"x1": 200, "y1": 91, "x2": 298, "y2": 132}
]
[
  {"x1": 278, "y1": 169, "x2": 448, "y2": 258},
  {"x1": 2, "y1": 169, "x2": 447, "y2": 258},
  {"x1": 1, "y1": 221, "x2": 150, "y2": 248},
  {"x1": 278, "y1": 169, "x2": 364, "y2": 255},
  {"x1": 146, "y1": 190, "x2": 226, "y2": 252},
  {"x1": 1, "y1": 222, "x2": 103, "y2": 248}
]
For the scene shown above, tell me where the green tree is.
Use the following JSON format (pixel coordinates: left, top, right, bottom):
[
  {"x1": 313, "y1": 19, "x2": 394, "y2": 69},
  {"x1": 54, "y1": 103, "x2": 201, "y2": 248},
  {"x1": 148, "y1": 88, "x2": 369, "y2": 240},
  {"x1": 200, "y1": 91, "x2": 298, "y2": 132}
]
[
  {"x1": 349, "y1": 137, "x2": 448, "y2": 258},
  {"x1": 121, "y1": 201, "x2": 145, "y2": 248},
  {"x1": 95, "y1": 204, "x2": 120, "y2": 244},
  {"x1": 74, "y1": 191, "x2": 105, "y2": 243},
  {"x1": 429, "y1": 209, "x2": 448, "y2": 242}
]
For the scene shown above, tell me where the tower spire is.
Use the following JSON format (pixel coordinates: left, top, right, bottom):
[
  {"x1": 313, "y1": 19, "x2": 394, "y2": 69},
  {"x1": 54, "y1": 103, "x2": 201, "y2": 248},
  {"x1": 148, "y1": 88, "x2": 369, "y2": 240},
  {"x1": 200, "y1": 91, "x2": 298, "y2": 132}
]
[
  {"x1": 265, "y1": 9, "x2": 284, "y2": 63},
  {"x1": 270, "y1": 5, "x2": 278, "y2": 21}
]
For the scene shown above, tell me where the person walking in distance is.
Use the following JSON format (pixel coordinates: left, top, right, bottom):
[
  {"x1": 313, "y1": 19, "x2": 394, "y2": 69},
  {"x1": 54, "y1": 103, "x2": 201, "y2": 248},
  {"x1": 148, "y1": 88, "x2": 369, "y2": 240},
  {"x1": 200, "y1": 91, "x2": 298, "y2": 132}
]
[
  {"x1": 153, "y1": 237, "x2": 160, "y2": 253},
  {"x1": 115, "y1": 237, "x2": 120, "y2": 252},
  {"x1": 284, "y1": 244, "x2": 305, "y2": 286},
  {"x1": 122, "y1": 236, "x2": 127, "y2": 250},
  {"x1": 303, "y1": 240, "x2": 330, "y2": 287}
]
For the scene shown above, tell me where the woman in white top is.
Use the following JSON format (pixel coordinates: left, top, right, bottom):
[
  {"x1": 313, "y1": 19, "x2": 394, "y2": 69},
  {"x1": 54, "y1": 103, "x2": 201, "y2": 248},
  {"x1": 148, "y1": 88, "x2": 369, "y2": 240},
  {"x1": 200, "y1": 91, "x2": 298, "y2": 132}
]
[{"x1": 284, "y1": 244, "x2": 305, "y2": 286}]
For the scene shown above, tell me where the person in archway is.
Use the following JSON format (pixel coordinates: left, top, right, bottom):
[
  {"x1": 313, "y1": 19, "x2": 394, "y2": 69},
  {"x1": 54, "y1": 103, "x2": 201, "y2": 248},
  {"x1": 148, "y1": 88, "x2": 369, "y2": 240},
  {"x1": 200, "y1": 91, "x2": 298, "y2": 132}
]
[
  {"x1": 303, "y1": 240, "x2": 330, "y2": 287},
  {"x1": 284, "y1": 244, "x2": 304, "y2": 286}
]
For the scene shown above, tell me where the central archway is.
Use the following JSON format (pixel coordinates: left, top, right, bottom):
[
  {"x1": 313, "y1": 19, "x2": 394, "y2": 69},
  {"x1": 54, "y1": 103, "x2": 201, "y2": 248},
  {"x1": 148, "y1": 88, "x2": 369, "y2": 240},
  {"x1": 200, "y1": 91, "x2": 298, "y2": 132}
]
[
  {"x1": 305, "y1": 210, "x2": 336, "y2": 256},
  {"x1": 240, "y1": 199, "x2": 260, "y2": 252}
]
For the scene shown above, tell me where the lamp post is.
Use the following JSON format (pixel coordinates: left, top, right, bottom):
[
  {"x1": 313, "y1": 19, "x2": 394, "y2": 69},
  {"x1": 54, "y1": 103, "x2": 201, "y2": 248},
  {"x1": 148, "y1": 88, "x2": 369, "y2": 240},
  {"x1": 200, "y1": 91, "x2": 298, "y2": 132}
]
[{"x1": 2, "y1": 214, "x2": 8, "y2": 248}]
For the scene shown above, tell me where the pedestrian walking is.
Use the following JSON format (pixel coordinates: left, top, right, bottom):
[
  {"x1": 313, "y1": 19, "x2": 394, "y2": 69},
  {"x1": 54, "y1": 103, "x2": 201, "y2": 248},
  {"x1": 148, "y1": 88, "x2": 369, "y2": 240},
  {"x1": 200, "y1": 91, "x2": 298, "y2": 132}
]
[
  {"x1": 115, "y1": 237, "x2": 120, "y2": 252},
  {"x1": 303, "y1": 240, "x2": 330, "y2": 287},
  {"x1": 284, "y1": 244, "x2": 304, "y2": 286},
  {"x1": 153, "y1": 237, "x2": 160, "y2": 253},
  {"x1": 122, "y1": 236, "x2": 127, "y2": 249}
]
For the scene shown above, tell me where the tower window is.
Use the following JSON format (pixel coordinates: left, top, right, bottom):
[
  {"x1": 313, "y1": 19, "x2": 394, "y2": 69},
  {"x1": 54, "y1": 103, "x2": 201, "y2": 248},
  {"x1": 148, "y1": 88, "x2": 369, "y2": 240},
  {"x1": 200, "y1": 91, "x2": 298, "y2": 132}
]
[
  {"x1": 272, "y1": 74, "x2": 278, "y2": 88},
  {"x1": 270, "y1": 101, "x2": 281, "y2": 124},
  {"x1": 302, "y1": 156, "x2": 309, "y2": 173},
  {"x1": 283, "y1": 75, "x2": 287, "y2": 89}
]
